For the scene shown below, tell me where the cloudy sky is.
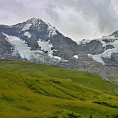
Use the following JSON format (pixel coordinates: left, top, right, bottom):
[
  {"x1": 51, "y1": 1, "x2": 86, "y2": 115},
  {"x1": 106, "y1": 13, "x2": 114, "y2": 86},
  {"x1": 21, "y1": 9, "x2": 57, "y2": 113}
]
[{"x1": 0, "y1": 0, "x2": 118, "y2": 41}]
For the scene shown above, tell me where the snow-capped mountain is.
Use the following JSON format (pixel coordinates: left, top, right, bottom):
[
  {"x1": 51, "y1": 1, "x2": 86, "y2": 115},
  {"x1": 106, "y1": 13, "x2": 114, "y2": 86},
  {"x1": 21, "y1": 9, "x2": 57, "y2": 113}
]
[
  {"x1": 0, "y1": 18, "x2": 94, "y2": 68},
  {"x1": 80, "y1": 33, "x2": 118, "y2": 68},
  {"x1": 1, "y1": 18, "x2": 118, "y2": 84}
]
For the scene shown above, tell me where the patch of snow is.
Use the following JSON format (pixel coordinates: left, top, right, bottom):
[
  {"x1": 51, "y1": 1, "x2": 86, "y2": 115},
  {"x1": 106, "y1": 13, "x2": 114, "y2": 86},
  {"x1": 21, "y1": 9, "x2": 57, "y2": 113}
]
[
  {"x1": 37, "y1": 39, "x2": 62, "y2": 60},
  {"x1": 2, "y1": 33, "x2": 65, "y2": 62},
  {"x1": 3, "y1": 33, "x2": 31, "y2": 60},
  {"x1": 100, "y1": 37, "x2": 118, "y2": 58},
  {"x1": 48, "y1": 23, "x2": 57, "y2": 37},
  {"x1": 37, "y1": 39, "x2": 52, "y2": 52},
  {"x1": 76, "y1": 41, "x2": 81, "y2": 45},
  {"x1": 73, "y1": 55, "x2": 78, "y2": 59},
  {"x1": 21, "y1": 23, "x2": 32, "y2": 31},
  {"x1": 24, "y1": 32, "x2": 31, "y2": 38},
  {"x1": 88, "y1": 36, "x2": 118, "y2": 65},
  {"x1": 102, "y1": 36, "x2": 115, "y2": 39},
  {"x1": 102, "y1": 42, "x2": 111, "y2": 48},
  {"x1": 52, "y1": 56, "x2": 61, "y2": 60},
  {"x1": 53, "y1": 49, "x2": 57, "y2": 51},
  {"x1": 88, "y1": 54, "x2": 105, "y2": 65},
  {"x1": 76, "y1": 39, "x2": 91, "y2": 45},
  {"x1": 81, "y1": 39, "x2": 91, "y2": 44},
  {"x1": 96, "y1": 36, "x2": 116, "y2": 48},
  {"x1": 62, "y1": 60, "x2": 68, "y2": 62}
]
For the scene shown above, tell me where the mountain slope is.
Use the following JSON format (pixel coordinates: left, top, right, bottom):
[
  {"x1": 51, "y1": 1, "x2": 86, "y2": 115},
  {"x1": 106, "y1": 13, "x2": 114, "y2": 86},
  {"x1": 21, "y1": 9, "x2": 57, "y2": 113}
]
[
  {"x1": 1, "y1": 18, "x2": 118, "y2": 84},
  {"x1": 80, "y1": 34, "x2": 118, "y2": 67},
  {"x1": 79, "y1": 32, "x2": 118, "y2": 83},
  {"x1": 0, "y1": 18, "x2": 102, "y2": 72},
  {"x1": 0, "y1": 59, "x2": 118, "y2": 117},
  {"x1": 0, "y1": 18, "x2": 80, "y2": 61}
]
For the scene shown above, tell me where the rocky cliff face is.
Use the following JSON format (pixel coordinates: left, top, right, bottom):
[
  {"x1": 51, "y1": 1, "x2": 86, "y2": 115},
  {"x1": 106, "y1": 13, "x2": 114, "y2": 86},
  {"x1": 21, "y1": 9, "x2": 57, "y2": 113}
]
[
  {"x1": 80, "y1": 35, "x2": 118, "y2": 67},
  {"x1": 0, "y1": 32, "x2": 12, "y2": 56},
  {"x1": 78, "y1": 35, "x2": 118, "y2": 84},
  {"x1": 81, "y1": 40, "x2": 104, "y2": 55}
]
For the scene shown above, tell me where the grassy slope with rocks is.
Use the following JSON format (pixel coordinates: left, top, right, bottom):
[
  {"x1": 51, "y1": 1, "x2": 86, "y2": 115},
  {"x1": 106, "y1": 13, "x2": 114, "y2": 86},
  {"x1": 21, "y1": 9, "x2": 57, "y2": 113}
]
[{"x1": 0, "y1": 59, "x2": 118, "y2": 118}]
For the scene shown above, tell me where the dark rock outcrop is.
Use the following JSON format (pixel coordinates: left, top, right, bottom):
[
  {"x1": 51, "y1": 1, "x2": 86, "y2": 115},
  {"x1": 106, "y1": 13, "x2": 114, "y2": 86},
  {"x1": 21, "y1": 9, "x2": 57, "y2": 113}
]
[{"x1": 81, "y1": 40, "x2": 104, "y2": 55}]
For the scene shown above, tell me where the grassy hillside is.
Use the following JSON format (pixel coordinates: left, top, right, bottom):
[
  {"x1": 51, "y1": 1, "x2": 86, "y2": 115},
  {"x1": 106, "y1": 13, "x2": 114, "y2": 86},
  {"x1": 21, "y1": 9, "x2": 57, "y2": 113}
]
[{"x1": 0, "y1": 59, "x2": 118, "y2": 118}]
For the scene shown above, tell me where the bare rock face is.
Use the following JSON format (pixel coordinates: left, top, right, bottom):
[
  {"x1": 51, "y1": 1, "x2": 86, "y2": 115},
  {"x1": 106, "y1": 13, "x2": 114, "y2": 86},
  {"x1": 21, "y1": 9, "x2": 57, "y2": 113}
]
[
  {"x1": 79, "y1": 33, "x2": 118, "y2": 70},
  {"x1": 111, "y1": 53, "x2": 118, "y2": 62},
  {"x1": 81, "y1": 40, "x2": 104, "y2": 55},
  {"x1": 103, "y1": 53, "x2": 118, "y2": 68},
  {"x1": 0, "y1": 32, "x2": 12, "y2": 55}
]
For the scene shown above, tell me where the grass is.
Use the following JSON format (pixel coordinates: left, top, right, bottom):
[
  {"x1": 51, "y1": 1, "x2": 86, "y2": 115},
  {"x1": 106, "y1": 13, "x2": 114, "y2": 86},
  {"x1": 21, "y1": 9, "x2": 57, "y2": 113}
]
[{"x1": 0, "y1": 59, "x2": 118, "y2": 117}]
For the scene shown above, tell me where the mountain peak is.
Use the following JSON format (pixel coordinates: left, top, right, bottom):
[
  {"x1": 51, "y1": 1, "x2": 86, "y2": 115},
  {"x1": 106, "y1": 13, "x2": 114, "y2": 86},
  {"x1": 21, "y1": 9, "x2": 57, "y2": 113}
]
[
  {"x1": 26, "y1": 18, "x2": 44, "y2": 26},
  {"x1": 26, "y1": 18, "x2": 42, "y2": 22}
]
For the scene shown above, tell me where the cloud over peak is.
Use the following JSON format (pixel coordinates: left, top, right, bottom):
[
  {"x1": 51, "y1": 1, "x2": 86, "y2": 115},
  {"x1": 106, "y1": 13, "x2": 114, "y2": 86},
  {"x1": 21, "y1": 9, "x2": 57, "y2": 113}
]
[{"x1": 0, "y1": 0, "x2": 118, "y2": 40}]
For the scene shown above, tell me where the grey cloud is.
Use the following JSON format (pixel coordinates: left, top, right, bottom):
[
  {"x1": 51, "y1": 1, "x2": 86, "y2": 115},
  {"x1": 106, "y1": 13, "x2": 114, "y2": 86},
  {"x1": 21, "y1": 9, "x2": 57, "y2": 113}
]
[
  {"x1": 0, "y1": 0, "x2": 118, "y2": 40},
  {"x1": 47, "y1": 0, "x2": 118, "y2": 36},
  {"x1": 76, "y1": 0, "x2": 118, "y2": 35},
  {"x1": 0, "y1": 0, "x2": 31, "y2": 24},
  {"x1": 44, "y1": 4, "x2": 60, "y2": 22}
]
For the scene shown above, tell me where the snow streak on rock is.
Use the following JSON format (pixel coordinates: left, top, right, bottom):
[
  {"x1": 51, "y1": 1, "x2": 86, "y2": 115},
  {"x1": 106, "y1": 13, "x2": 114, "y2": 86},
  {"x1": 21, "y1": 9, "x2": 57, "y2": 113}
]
[
  {"x1": 21, "y1": 23, "x2": 32, "y2": 31},
  {"x1": 3, "y1": 33, "x2": 62, "y2": 62},
  {"x1": 48, "y1": 23, "x2": 57, "y2": 37},
  {"x1": 3, "y1": 33, "x2": 32, "y2": 60},
  {"x1": 37, "y1": 39, "x2": 53, "y2": 55},
  {"x1": 24, "y1": 32, "x2": 31, "y2": 38},
  {"x1": 73, "y1": 55, "x2": 78, "y2": 59},
  {"x1": 77, "y1": 39, "x2": 91, "y2": 45},
  {"x1": 37, "y1": 39, "x2": 61, "y2": 60},
  {"x1": 88, "y1": 54, "x2": 105, "y2": 65},
  {"x1": 87, "y1": 36, "x2": 118, "y2": 65}
]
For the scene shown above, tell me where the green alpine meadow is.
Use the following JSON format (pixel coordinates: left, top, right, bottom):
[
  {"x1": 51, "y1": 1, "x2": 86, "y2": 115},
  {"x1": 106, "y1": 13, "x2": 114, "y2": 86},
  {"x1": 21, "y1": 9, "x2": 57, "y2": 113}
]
[{"x1": 0, "y1": 59, "x2": 118, "y2": 118}]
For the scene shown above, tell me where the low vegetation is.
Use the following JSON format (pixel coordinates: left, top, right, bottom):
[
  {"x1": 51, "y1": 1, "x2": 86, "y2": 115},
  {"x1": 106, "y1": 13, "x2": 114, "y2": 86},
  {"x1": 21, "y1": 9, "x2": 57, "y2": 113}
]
[{"x1": 0, "y1": 59, "x2": 118, "y2": 117}]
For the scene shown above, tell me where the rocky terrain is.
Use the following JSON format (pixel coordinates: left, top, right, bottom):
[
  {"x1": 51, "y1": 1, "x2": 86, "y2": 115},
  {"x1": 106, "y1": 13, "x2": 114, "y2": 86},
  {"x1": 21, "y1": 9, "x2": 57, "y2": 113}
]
[
  {"x1": 80, "y1": 32, "x2": 118, "y2": 68},
  {"x1": 0, "y1": 18, "x2": 118, "y2": 84}
]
